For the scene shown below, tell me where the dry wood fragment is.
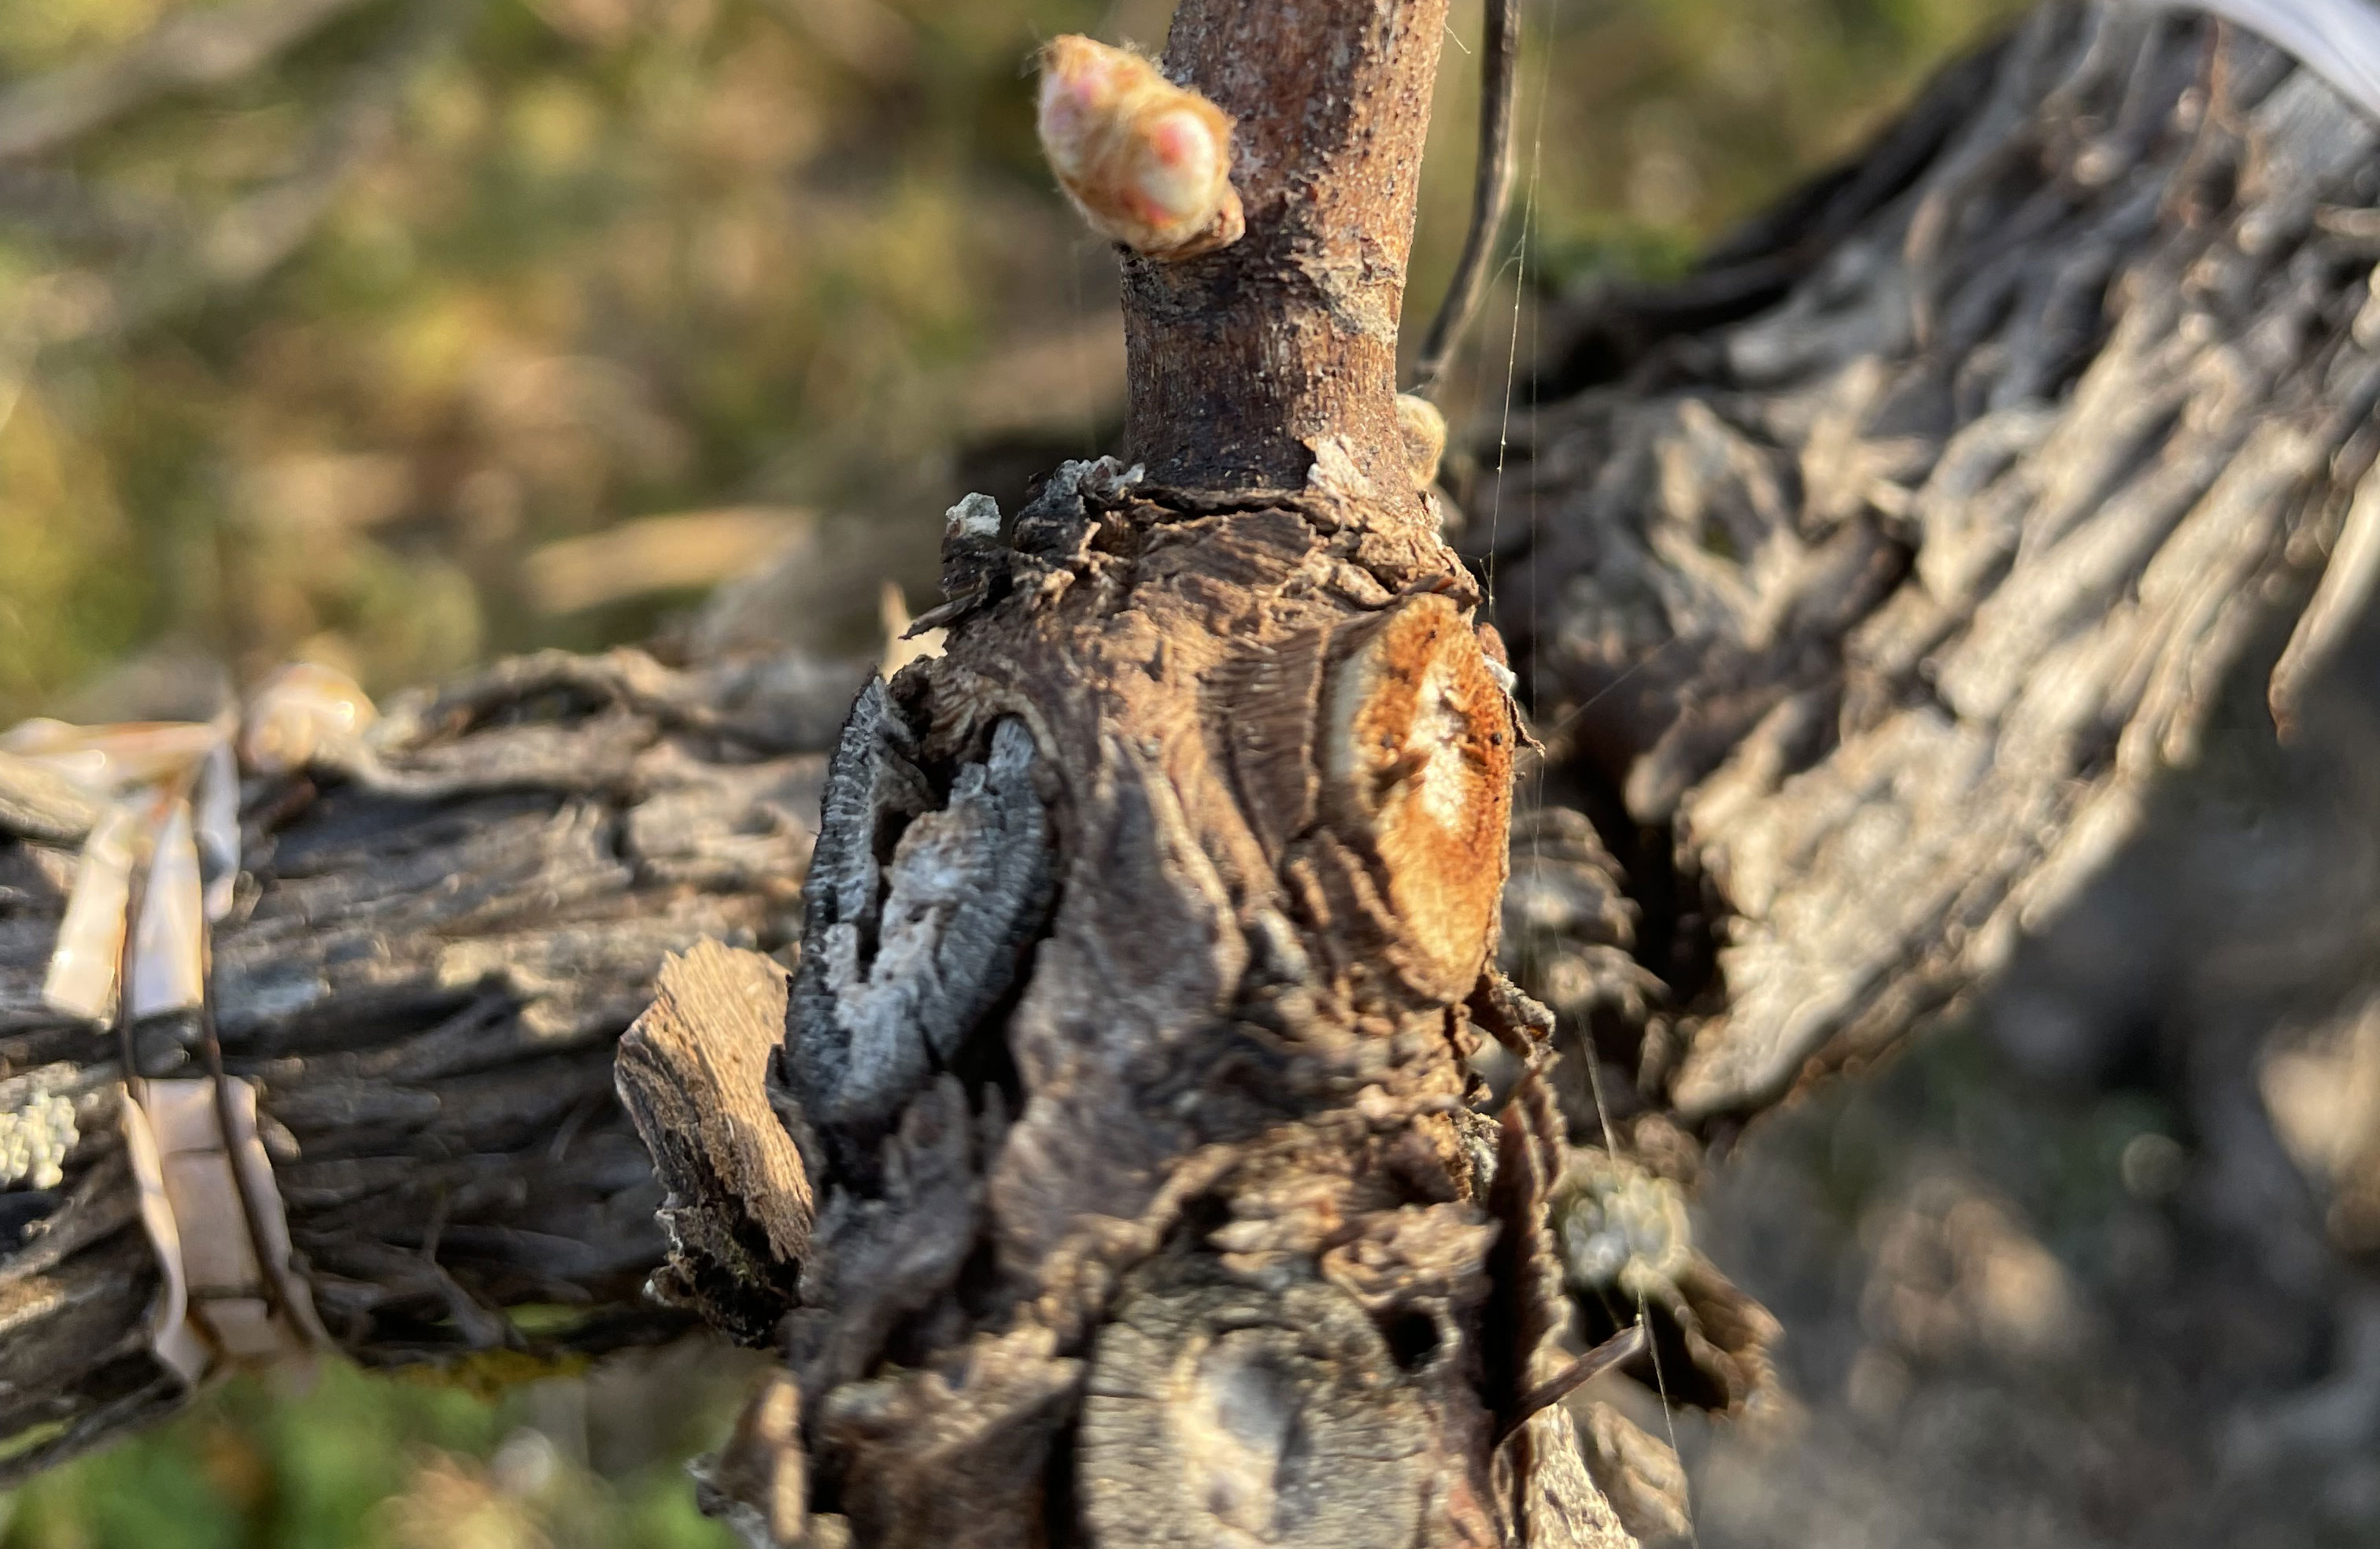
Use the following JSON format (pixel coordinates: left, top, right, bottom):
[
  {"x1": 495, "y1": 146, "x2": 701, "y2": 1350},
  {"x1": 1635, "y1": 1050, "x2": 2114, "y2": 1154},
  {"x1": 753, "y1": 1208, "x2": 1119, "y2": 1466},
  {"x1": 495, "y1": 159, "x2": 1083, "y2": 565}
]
[{"x1": 617, "y1": 941, "x2": 814, "y2": 1344}]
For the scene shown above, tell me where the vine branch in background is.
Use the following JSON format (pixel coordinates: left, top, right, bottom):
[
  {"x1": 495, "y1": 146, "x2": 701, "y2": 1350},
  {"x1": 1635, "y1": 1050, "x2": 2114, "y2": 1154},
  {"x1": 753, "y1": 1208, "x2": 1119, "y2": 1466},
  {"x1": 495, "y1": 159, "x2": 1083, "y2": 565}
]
[{"x1": 1410, "y1": 0, "x2": 1521, "y2": 399}]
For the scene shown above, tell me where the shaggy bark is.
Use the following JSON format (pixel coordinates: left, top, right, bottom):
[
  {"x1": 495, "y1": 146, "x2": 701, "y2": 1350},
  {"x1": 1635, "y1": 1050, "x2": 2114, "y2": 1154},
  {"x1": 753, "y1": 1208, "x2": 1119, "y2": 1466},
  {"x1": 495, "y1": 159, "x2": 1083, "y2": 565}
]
[
  {"x1": 0, "y1": 648, "x2": 857, "y2": 1483},
  {"x1": 1478, "y1": 20, "x2": 2380, "y2": 1530},
  {"x1": 7, "y1": 3, "x2": 2380, "y2": 1543},
  {"x1": 1479, "y1": 2, "x2": 2380, "y2": 1168}
]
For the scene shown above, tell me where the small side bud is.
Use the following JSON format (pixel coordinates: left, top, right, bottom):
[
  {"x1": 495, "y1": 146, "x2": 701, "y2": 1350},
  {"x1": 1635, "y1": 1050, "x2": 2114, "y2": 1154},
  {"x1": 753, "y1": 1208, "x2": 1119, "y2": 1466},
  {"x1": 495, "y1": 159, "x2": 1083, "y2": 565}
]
[
  {"x1": 238, "y1": 662, "x2": 378, "y2": 774},
  {"x1": 1036, "y1": 35, "x2": 1244, "y2": 261},
  {"x1": 1394, "y1": 393, "x2": 1447, "y2": 488}
]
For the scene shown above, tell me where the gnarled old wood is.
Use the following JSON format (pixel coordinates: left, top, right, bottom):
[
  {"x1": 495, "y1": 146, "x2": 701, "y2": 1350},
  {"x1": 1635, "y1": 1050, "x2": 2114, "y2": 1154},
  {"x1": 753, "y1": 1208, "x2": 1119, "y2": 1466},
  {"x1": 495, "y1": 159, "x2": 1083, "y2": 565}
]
[
  {"x1": 13, "y1": 3, "x2": 2380, "y2": 1542},
  {"x1": 1480, "y1": 1, "x2": 2380, "y2": 1151},
  {"x1": 718, "y1": 0, "x2": 1648, "y2": 1539},
  {"x1": 756, "y1": 461, "x2": 1572, "y2": 1546}
]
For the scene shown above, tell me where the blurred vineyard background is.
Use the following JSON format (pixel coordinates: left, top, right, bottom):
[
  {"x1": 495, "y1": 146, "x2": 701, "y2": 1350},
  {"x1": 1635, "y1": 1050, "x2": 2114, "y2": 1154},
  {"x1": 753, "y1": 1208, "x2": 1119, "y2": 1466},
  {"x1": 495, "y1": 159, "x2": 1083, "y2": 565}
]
[{"x1": 0, "y1": 0, "x2": 2022, "y2": 1543}]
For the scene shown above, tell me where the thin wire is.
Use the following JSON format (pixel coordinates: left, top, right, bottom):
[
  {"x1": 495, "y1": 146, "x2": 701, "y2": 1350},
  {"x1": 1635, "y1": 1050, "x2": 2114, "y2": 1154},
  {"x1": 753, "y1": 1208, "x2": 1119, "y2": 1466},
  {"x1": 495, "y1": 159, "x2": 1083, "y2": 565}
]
[
  {"x1": 1511, "y1": 0, "x2": 1542, "y2": 660},
  {"x1": 1643, "y1": 1283, "x2": 1701, "y2": 1547},
  {"x1": 1480, "y1": 165, "x2": 1528, "y2": 616},
  {"x1": 1510, "y1": 0, "x2": 1700, "y2": 1536},
  {"x1": 1539, "y1": 633, "x2": 1689, "y2": 743}
]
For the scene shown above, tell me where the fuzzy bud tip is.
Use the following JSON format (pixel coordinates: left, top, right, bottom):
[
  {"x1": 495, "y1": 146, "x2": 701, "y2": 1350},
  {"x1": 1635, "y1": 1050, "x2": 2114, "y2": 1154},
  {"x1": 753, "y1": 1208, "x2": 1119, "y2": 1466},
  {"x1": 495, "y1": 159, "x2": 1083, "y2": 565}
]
[{"x1": 1036, "y1": 35, "x2": 1244, "y2": 261}]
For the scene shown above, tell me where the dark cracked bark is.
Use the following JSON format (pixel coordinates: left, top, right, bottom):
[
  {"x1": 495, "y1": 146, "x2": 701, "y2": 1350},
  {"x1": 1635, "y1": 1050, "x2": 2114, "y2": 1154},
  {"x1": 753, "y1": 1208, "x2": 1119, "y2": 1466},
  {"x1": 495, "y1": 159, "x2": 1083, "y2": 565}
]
[{"x1": 0, "y1": 647, "x2": 860, "y2": 1482}]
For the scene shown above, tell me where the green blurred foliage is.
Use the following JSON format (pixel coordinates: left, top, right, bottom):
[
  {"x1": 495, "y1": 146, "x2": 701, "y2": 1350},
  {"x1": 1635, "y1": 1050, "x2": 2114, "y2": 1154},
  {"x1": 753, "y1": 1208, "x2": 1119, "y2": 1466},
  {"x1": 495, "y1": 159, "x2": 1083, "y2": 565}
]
[
  {"x1": 0, "y1": 0, "x2": 2025, "y2": 1536},
  {"x1": 2, "y1": 1350, "x2": 764, "y2": 1549}
]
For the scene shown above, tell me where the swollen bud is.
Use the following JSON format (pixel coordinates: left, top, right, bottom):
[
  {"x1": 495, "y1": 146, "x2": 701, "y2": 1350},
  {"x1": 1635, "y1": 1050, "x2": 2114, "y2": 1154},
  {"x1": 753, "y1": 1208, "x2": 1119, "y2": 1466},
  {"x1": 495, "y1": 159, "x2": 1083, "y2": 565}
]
[{"x1": 1036, "y1": 35, "x2": 1244, "y2": 261}]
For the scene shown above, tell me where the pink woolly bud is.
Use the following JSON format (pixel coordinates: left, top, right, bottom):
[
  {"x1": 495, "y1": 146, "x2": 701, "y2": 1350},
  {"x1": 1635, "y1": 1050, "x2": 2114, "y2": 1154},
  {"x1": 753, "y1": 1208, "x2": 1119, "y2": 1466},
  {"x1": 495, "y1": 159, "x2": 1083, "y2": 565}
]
[{"x1": 1036, "y1": 35, "x2": 1244, "y2": 261}]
